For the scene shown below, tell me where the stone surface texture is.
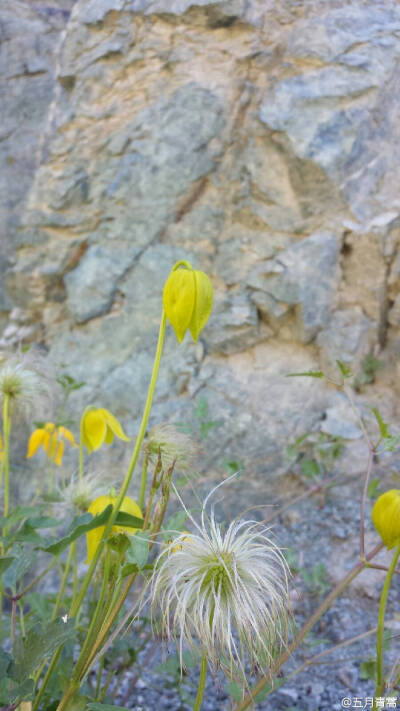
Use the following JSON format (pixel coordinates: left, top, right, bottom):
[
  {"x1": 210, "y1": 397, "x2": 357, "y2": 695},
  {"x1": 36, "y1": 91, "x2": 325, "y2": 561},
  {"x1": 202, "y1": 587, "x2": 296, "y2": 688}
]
[{"x1": 3, "y1": 0, "x2": 400, "y2": 496}]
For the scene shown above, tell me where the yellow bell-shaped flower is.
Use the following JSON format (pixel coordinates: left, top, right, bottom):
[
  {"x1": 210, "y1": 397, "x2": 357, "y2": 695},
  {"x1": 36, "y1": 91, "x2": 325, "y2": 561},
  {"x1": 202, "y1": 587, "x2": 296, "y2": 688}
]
[
  {"x1": 86, "y1": 494, "x2": 143, "y2": 563},
  {"x1": 163, "y1": 265, "x2": 213, "y2": 343},
  {"x1": 27, "y1": 423, "x2": 76, "y2": 466},
  {"x1": 372, "y1": 489, "x2": 400, "y2": 549},
  {"x1": 81, "y1": 408, "x2": 130, "y2": 453}
]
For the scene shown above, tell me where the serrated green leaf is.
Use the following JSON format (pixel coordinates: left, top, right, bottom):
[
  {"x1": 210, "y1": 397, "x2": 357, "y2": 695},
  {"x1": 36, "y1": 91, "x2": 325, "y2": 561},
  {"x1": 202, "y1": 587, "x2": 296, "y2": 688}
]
[
  {"x1": 0, "y1": 676, "x2": 34, "y2": 705},
  {"x1": 194, "y1": 396, "x2": 209, "y2": 420},
  {"x1": 286, "y1": 371, "x2": 324, "y2": 378},
  {"x1": 0, "y1": 649, "x2": 12, "y2": 679},
  {"x1": 40, "y1": 506, "x2": 113, "y2": 555},
  {"x1": 336, "y1": 360, "x2": 353, "y2": 378},
  {"x1": 371, "y1": 407, "x2": 390, "y2": 439},
  {"x1": 12, "y1": 619, "x2": 76, "y2": 682},
  {"x1": 127, "y1": 531, "x2": 149, "y2": 570},
  {"x1": 2, "y1": 549, "x2": 37, "y2": 591}
]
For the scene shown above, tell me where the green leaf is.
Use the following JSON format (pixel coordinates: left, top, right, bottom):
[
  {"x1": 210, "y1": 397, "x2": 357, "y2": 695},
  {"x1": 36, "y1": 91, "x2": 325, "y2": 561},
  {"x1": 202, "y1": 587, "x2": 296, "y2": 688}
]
[
  {"x1": 127, "y1": 532, "x2": 149, "y2": 570},
  {"x1": 300, "y1": 458, "x2": 320, "y2": 478},
  {"x1": 0, "y1": 505, "x2": 45, "y2": 529},
  {"x1": 14, "y1": 522, "x2": 43, "y2": 544},
  {"x1": 28, "y1": 516, "x2": 61, "y2": 529},
  {"x1": 371, "y1": 407, "x2": 390, "y2": 439},
  {"x1": 114, "y1": 512, "x2": 144, "y2": 530},
  {"x1": 194, "y1": 396, "x2": 209, "y2": 420},
  {"x1": 40, "y1": 506, "x2": 114, "y2": 555},
  {"x1": 336, "y1": 360, "x2": 353, "y2": 378},
  {"x1": 2, "y1": 549, "x2": 37, "y2": 591},
  {"x1": 360, "y1": 659, "x2": 376, "y2": 681},
  {"x1": 0, "y1": 649, "x2": 12, "y2": 679},
  {"x1": 164, "y1": 510, "x2": 187, "y2": 540},
  {"x1": 200, "y1": 420, "x2": 221, "y2": 438},
  {"x1": 367, "y1": 477, "x2": 381, "y2": 499},
  {"x1": 0, "y1": 556, "x2": 15, "y2": 576},
  {"x1": 0, "y1": 677, "x2": 34, "y2": 705},
  {"x1": 286, "y1": 371, "x2": 324, "y2": 378},
  {"x1": 226, "y1": 680, "x2": 243, "y2": 702},
  {"x1": 12, "y1": 619, "x2": 76, "y2": 682}
]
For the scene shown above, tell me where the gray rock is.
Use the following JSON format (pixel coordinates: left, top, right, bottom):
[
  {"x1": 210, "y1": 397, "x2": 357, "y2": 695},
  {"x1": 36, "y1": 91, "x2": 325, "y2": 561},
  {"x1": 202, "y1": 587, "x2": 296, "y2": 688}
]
[
  {"x1": 247, "y1": 232, "x2": 340, "y2": 343},
  {"x1": 317, "y1": 307, "x2": 376, "y2": 372},
  {"x1": 205, "y1": 292, "x2": 264, "y2": 355}
]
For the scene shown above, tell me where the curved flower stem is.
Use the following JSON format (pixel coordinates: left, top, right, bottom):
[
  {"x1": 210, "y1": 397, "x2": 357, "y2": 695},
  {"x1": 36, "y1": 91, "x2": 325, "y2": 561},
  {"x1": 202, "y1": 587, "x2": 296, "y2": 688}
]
[
  {"x1": 234, "y1": 542, "x2": 383, "y2": 711},
  {"x1": 193, "y1": 655, "x2": 207, "y2": 711},
  {"x1": 374, "y1": 544, "x2": 400, "y2": 703},
  {"x1": 53, "y1": 312, "x2": 167, "y2": 710}
]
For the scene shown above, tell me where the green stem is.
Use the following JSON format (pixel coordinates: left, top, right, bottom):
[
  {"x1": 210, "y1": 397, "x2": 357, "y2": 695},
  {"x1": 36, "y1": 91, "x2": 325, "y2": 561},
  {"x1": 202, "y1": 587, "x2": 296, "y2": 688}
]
[
  {"x1": 73, "y1": 550, "x2": 111, "y2": 681},
  {"x1": 193, "y1": 655, "x2": 207, "y2": 711},
  {"x1": 234, "y1": 542, "x2": 383, "y2": 711},
  {"x1": 52, "y1": 547, "x2": 74, "y2": 621},
  {"x1": 138, "y1": 453, "x2": 148, "y2": 511},
  {"x1": 375, "y1": 544, "x2": 400, "y2": 701},
  {"x1": 2, "y1": 394, "x2": 11, "y2": 527},
  {"x1": 54, "y1": 311, "x2": 167, "y2": 710},
  {"x1": 69, "y1": 310, "x2": 166, "y2": 621},
  {"x1": 95, "y1": 655, "x2": 105, "y2": 700},
  {"x1": 32, "y1": 647, "x2": 63, "y2": 711}
]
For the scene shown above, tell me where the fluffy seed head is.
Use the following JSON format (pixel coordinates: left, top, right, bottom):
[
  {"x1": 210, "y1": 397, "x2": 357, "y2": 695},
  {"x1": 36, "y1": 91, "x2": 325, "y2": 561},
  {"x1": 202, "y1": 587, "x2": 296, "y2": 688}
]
[
  {"x1": 0, "y1": 349, "x2": 53, "y2": 418},
  {"x1": 145, "y1": 424, "x2": 196, "y2": 472},
  {"x1": 149, "y1": 497, "x2": 290, "y2": 679}
]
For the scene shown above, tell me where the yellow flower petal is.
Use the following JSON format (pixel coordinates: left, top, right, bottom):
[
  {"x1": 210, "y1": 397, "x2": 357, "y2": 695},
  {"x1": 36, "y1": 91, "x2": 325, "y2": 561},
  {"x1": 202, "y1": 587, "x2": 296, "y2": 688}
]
[
  {"x1": 189, "y1": 270, "x2": 213, "y2": 341},
  {"x1": 100, "y1": 409, "x2": 130, "y2": 443},
  {"x1": 86, "y1": 495, "x2": 142, "y2": 563},
  {"x1": 27, "y1": 429, "x2": 46, "y2": 459},
  {"x1": 82, "y1": 410, "x2": 107, "y2": 452},
  {"x1": 59, "y1": 426, "x2": 77, "y2": 446},
  {"x1": 163, "y1": 268, "x2": 195, "y2": 343},
  {"x1": 372, "y1": 489, "x2": 400, "y2": 549},
  {"x1": 54, "y1": 440, "x2": 64, "y2": 467}
]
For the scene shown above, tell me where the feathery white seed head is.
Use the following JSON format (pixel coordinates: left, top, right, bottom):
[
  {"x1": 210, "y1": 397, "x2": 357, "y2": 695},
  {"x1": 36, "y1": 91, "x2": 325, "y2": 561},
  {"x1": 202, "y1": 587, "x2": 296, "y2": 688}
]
[
  {"x1": 0, "y1": 349, "x2": 53, "y2": 418},
  {"x1": 145, "y1": 424, "x2": 196, "y2": 472},
  {"x1": 149, "y1": 507, "x2": 290, "y2": 679}
]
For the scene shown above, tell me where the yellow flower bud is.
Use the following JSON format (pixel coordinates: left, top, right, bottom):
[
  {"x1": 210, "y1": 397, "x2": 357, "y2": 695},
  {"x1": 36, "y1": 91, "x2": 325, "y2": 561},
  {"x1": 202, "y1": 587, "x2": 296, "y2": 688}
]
[
  {"x1": 81, "y1": 408, "x2": 130, "y2": 453},
  {"x1": 372, "y1": 489, "x2": 400, "y2": 549},
  {"x1": 86, "y1": 494, "x2": 143, "y2": 563},
  {"x1": 163, "y1": 265, "x2": 213, "y2": 343}
]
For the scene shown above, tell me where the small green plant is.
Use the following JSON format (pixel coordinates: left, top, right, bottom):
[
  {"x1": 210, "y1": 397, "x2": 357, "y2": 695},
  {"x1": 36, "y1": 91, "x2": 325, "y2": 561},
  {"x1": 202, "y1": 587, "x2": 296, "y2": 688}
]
[{"x1": 354, "y1": 353, "x2": 382, "y2": 391}]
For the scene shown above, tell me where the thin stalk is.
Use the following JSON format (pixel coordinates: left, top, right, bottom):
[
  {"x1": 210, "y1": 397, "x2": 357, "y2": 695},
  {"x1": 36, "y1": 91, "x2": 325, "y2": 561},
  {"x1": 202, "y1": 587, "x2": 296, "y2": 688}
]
[
  {"x1": 32, "y1": 648, "x2": 62, "y2": 711},
  {"x1": 138, "y1": 453, "x2": 148, "y2": 511},
  {"x1": 73, "y1": 550, "x2": 111, "y2": 681},
  {"x1": 54, "y1": 312, "x2": 167, "y2": 710},
  {"x1": 95, "y1": 656, "x2": 105, "y2": 700},
  {"x1": 234, "y1": 542, "x2": 383, "y2": 711},
  {"x1": 193, "y1": 655, "x2": 207, "y2": 711},
  {"x1": 69, "y1": 310, "x2": 166, "y2": 621},
  {"x1": 52, "y1": 547, "x2": 74, "y2": 621},
  {"x1": 2, "y1": 394, "x2": 11, "y2": 526},
  {"x1": 374, "y1": 544, "x2": 400, "y2": 702}
]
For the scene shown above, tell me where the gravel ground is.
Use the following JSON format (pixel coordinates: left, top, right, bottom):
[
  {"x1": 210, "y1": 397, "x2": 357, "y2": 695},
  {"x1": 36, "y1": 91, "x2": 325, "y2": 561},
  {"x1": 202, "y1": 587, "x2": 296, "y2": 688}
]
[{"x1": 101, "y1": 464, "x2": 400, "y2": 711}]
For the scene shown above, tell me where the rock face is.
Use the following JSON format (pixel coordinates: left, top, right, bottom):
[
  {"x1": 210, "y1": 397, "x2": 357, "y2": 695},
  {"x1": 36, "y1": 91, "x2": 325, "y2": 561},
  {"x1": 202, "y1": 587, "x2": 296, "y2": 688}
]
[{"x1": 3, "y1": 0, "x2": 400, "y2": 492}]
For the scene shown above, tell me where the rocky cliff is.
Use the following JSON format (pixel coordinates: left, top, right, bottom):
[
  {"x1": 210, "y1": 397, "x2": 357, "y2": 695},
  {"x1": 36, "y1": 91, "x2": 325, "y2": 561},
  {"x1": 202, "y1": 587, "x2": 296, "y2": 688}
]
[{"x1": 3, "y1": 0, "x2": 400, "y2": 501}]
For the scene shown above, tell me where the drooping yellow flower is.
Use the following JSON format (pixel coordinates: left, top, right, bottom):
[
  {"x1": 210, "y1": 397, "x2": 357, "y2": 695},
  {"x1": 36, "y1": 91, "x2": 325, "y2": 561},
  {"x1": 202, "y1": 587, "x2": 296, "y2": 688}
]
[
  {"x1": 163, "y1": 265, "x2": 213, "y2": 343},
  {"x1": 81, "y1": 408, "x2": 130, "y2": 453},
  {"x1": 86, "y1": 494, "x2": 143, "y2": 563},
  {"x1": 372, "y1": 489, "x2": 400, "y2": 549},
  {"x1": 27, "y1": 423, "x2": 76, "y2": 466}
]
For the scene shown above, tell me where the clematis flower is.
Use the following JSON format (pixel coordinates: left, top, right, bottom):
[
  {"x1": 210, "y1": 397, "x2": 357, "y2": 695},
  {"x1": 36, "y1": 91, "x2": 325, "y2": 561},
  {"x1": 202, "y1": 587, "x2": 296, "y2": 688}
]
[
  {"x1": 86, "y1": 494, "x2": 143, "y2": 563},
  {"x1": 0, "y1": 349, "x2": 53, "y2": 418},
  {"x1": 149, "y1": 490, "x2": 290, "y2": 678},
  {"x1": 81, "y1": 408, "x2": 130, "y2": 453},
  {"x1": 372, "y1": 489, "x2": 400, "y2": 549},
  {"x1": 163, "y1": 265, "x2": 213, "y2": 343},
  {"x1": 27, "y1": 422, "x2": 76, "y2": 466}
]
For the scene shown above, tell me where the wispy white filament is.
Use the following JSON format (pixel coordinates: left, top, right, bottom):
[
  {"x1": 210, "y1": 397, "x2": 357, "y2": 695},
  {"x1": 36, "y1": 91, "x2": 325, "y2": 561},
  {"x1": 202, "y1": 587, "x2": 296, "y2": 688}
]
[{"x1": 149, "y1": 495, "x2": 290, "y2": 679}]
